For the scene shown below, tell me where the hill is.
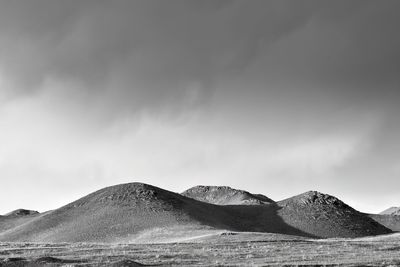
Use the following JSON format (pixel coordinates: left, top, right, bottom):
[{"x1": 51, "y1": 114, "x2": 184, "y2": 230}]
[
  {"x1": 0, "y1": 209, "x2": 41, "y2": 235},
  {"x1": 380, "y1": 207, "x2": 400, "y2": 215},
  {"x1": 4, "y1": 209, "x2": 39, "y2": 216},
  {"x1": 369, "y1": 214, "x2": 400, "y2": 231},
  {"x1": 0, "y1": 183, "x2": 239, "y2": 242},
  {"x1": 0, "y1": 183, "x2": 314, "y2": 242},
  {"x1": 368, "y1": 207, "x2": 400, "y2": 231},
  {"x1": 276, "y1": 191, "x2": 392, "y2": 238},
  {"x1": 182, "y1": 185, "x2": 274, "y2": 205},
  {"x1": 0, "y1": 183, "x2": 392, "y2": 242}
]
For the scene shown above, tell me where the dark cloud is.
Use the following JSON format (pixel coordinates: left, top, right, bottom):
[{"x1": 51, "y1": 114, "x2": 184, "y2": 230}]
[
  {"x1": 1, "y1": 1, "x2": 400, "y2": 213},
  {"x1": 0, "y1": 0, "x2": 330, "y2": 118},
  {"x1": 2, "y1": 0, "x2": 398, "y2": 141},
  {"x1": 1, "y1": 0, "x2": 399, "y2": 148}
]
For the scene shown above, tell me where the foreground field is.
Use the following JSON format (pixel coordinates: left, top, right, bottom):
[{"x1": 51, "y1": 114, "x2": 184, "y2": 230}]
[{"x1": 1, "y1": 232, "x2": 400, "y2": 266}]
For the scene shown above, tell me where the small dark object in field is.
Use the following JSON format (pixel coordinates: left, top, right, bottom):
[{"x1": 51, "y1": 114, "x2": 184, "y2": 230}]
[
  {"x1": 281, "y1": 265, "x2": 337, "y2": 267},
  {"x1": 3, "y1": 257, "x2": 27, "y2": 262},
  {"x1": 2, "y1": 257, "x2": 28, "y2": 267},
  {"x1": 220, "y1": 232, "x2": 238, "y2": 236},
  {"x1": 34, "y1": 256, "x2": 85, "y2": 264},
  {"x1": 111, "y1": 259, "x2": 147, "y2": 266}
]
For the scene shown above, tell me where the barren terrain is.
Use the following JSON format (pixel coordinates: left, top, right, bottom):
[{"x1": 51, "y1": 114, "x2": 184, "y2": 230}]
[
  {"x1": 0, "y1": 182, "x2": 399, "y2": 266},
  {"x1": 1, "y1": 232, "x2": 400, "y2": 266}
]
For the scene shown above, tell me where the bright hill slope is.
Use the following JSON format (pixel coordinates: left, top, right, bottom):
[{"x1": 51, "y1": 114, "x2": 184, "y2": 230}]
[
  {"x1": 380, "y1": 207, "x2": 400, "y2": 215},
  {"x1": 0, "y1": 183, "x2": 238, "y2": 242},
  {"x1": 182, "y1": 185, "x2": 274, "y2": 205}
]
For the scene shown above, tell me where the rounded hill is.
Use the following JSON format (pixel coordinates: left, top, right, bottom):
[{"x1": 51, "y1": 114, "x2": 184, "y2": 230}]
[
  {"x1": 277, "y1": 191, "x2": 392, "y2": 238},
  {"x1": 0, "y1": 183, "x2": 242, "y2": 242},
  {"x1": 380, "y1": 207, "x2": 400, "y2": 215},
  {"x1": 182, "y1": 185, "x2": 274, "y2": 205},
  {"x1": 4, "y1": 209, "x2": 39, "y2": 217}
]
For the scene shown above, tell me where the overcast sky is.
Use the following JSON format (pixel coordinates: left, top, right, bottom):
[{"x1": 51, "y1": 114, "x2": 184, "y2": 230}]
[{"x1": 0, "y1": 0, "x2": 399, "y2": 214}]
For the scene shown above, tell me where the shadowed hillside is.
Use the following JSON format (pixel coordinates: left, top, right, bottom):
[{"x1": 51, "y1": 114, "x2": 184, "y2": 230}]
[
  {"x1": 277, "y1": 191, "x2": 392, "y2": 238},
  {"x1": 182, "y1": 185, "x2": 274, "y2": 205},
  {"x1": 368, "y1": 207, "x2": 400, "y2": 231},
  {"x1": 369, "y1": 214, "x2": 400, "y2": 231},
  {"x1": 0, "y1": 183, "x2": 392, "y2": 242}
]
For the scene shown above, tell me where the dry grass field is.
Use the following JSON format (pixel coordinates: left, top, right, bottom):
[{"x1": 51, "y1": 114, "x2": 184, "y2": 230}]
[
  {"x1": 1, "y1": 232, "x2": 400, "y2": 266},
  {"x1": 1, "y1": 183, "x2": 399, "y2": 266}
]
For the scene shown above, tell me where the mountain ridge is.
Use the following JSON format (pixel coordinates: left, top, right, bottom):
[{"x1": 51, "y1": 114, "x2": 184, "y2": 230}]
[{"x1": 0, "y1": 182, "x2": 392, "y2": 242}]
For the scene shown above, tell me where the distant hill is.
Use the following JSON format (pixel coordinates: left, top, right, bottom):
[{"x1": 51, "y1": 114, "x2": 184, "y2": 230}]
[
  {"x1": 182, "y1": 185, "x2": 274, "y2": 205},
  {"x1": 276, "y1": 191, "x2": 391, "y2": 238},
  {"x1": 368, "y1": 207, "x2": 400, "y2": 231},
  {"x1": 380, "y1": 207, "x2": 400, "y2": 215},
  {"x1": 4, "y1": 209, "x2": 39, "y2": 216},
  {"x1": 0, "y1": 183, "x2": 392, "y2": 242},
  {"x1": 368, "y1": 214, "x2": 400, "y2": 231},
  {"x1": 0, "y1": 209, "x2": 41, "y2": 235}
]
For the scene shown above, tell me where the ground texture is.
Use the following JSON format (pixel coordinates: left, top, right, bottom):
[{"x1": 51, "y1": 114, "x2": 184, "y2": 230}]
[{"x1": 1, "y1": 232, "x2": 400, "y2": 266}]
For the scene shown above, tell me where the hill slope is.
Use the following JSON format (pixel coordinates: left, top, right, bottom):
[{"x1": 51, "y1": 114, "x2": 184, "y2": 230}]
[
  {"x1": 380, "y1": 207, "x2": 400, "y2": 215},
  {"x1": 369, "y1": 214, "x2": 400, "y2": 231},
  {"x1": 0, "y1": 209, "x2": 41, "y2": 234},
  {"x1": 368, "y1": 206, "x2": 400, "y2": 231},
  {"x1": 0, "y1": 184, "x2": 392, "y2": 242},
  {"x1": 277, "y1": 191, "x2": 392, "y2": 238},
  {"x1": 0, "y1": 183, "x2": 239, "y2": 242},
  {"x1": 182, "y1": 185, "x2": 274, "y2": 205}
]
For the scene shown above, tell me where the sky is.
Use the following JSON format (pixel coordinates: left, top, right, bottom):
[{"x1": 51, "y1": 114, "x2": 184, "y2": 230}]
[{"x1": 0, "y1": 0, "x2": 399, "y2": 214}]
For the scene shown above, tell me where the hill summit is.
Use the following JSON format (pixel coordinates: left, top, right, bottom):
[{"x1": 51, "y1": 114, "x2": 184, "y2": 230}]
[
  {"x1": 277, "y1": 191, "x2": 390, "y2": 238},
  {"x1": 380, "y1": 207, "x2": 400, "y2": 215},
  {"x1": 5, "y1": 209, "x2": 39, "y2": 216},
  {"x1": 182, "y1": 185, "x2": 274, "y2": 205}
]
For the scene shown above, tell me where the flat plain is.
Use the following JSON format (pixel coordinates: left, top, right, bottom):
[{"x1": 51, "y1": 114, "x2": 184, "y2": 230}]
[{"x1": 1, "y1": 232, "x2": 400, "y2": 266}]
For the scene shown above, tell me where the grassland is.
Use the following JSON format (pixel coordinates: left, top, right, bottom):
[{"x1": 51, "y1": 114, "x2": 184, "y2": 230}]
[{"x1": 1, "y1": 232, "x2": 400, "y2": 266}]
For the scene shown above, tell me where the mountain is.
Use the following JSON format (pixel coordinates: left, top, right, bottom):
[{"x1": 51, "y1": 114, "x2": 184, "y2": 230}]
[
  {"x1": 380, "y1": 207, "x2": 400, "y2": 215},
  {"x1": 0, "y1": 183, "x2": 239, "y2": 242},
  {"x1": 276, "y1": 191, "x2": 392, "y2": 238},
  {"x1": 182, "y1": 185, "x2": 274, "y2": 205},
  {"x1": 0, "y1": 183, "x2": 392, "y2": 242},
  {"x1": 0, "y1": 183, "x2": 312, "y2": 242},
  {"x1": 367, "y1": 207, "x2": 400, "y2": 231}
]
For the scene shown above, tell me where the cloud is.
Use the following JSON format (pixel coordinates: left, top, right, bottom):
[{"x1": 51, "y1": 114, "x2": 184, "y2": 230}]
[
  {"x1": 0, "y1": 93, "x2": 372, "y2": 212},
  {"x1": 0, "y1": 0, "x2": 327, "y2": 121},
  {"x1": 1, "y1": 1, "x2": 400, "y2": 214},
  {"x1": 2, "y1": 1, "x2": 397, "y2": 124}
]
